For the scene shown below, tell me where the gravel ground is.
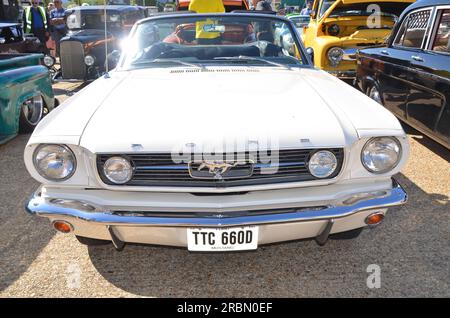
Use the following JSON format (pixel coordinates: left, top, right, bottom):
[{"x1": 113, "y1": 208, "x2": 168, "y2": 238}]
[{"x1": 0, "y1": 83, "x2": 448, "y2": 297}]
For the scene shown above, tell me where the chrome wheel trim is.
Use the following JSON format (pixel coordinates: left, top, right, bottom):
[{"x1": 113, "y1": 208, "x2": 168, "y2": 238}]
[
  {"x1": 22, "y1": 95, "x2": 44, "y2": 125},
  {"x1": 369, "y1": 86, "x2": 382, "y2": 104}
]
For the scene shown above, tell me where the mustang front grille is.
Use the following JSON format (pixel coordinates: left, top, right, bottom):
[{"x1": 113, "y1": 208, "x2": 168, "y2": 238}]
[{"x1": 96, "y1": 149, "x2": 344, "y2": 188}]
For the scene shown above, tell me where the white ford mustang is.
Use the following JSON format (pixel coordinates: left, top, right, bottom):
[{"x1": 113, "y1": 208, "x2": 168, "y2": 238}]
[{"x1": 24, "y1": 13, "x2": 409, "y2": 252}]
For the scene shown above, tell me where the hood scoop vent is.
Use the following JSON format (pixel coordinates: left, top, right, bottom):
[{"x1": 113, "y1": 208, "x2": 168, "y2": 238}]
[{"x1": 169, "y1": 68, "x2": 260, "y2": 74}]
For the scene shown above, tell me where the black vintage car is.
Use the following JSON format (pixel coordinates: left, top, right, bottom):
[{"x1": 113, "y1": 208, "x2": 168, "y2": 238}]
[
  {"x1": 60, "y1": 5, "x2": 145, "y2": 80},
  {"x1": 356, "y1": 0, "x2": 450, "y2": 149}
]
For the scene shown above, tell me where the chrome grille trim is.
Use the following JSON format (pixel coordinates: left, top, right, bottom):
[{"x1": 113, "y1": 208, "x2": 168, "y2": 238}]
[
  {"x1": 96, "y1": 149, "x2": 344, "y2": 188},
  {"x1": 60, "y1": 41, "x2": 86, "y2": 80}
]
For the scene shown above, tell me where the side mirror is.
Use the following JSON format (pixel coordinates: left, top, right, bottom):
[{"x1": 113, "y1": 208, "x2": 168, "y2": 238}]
[
  {"x1": 306, "y1": 47, "x2": 314, "y2": 63},
  {"x1": 0, "y1": 37, "x2": 6, "y2": 44}
]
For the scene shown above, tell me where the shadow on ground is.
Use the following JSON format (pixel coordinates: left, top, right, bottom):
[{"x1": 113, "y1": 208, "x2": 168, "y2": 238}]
[
  {"x1": 88, "y1": 171, "x2": 448, "y2": 297},
  {"x1": 0, "y1": 135, "x2": 55, "y2": 291},
  {"x1": 401, "y1": 123, "x2": 449, "y2": 162}
]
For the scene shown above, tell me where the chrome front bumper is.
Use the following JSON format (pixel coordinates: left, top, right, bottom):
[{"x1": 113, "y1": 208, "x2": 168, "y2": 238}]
[{"x1": 26, "y1": 179, "x2": 407, "y2": 248}]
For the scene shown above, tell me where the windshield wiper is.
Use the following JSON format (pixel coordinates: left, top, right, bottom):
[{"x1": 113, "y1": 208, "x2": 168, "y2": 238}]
[
  {"x1": 214, "y1": 56, "x2": 292, "y2": 70},
  {"x1": 133, "y1": 58, "x2": 204, "y2": 69}
]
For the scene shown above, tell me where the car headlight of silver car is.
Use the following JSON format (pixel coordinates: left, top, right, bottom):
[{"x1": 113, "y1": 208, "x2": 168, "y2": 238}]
[
  {"x1": 327, "y1": 47, "x2": 344, "y2": 66},
  {"x1": 308, "y1": 150, "x2": 338, "y2": 178},
  {"x1": 103, "y1": 156, "x2": 133, "y2": 184},
  {"x1": 33, "y1": 144, "x2": 76, "y2": 181},
  {"x1": 84, "y1": 55, "x2": 95, "y2": 66},
  {"x1": 361, "y1": 137, "x2": 402, "y2": 174}
]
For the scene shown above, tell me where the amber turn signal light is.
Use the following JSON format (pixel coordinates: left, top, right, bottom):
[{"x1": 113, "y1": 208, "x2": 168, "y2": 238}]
[
  {"x1": 365, "y1": 212, "x2": 385, "y2": 226},
  {"x1": 52, "y1": 220, "x2": 73, "y2": 233}
]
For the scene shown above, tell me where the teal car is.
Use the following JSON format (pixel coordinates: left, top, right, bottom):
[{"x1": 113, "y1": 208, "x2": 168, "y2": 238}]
[{"x1": 0, "y1": 53, "x2": 55, "y2": 144}]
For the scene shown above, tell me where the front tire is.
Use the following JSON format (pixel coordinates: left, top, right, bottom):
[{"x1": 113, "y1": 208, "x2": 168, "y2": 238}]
[
  {"x1": 76, "y1": 236, "x2": 111, "y2": 246},
  {"x1": 367, "y1": 84, "x2": 383, "y2": 105},
  {"x1": 19, "y1": 95, "x2": 44, "y2": 133}
]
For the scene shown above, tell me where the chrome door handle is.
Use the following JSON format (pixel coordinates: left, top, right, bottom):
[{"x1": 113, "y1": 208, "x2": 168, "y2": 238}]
[
  {"x1": 381, "y1": 49, "x2": 389, "y2": 55},
  {"x1": 411, "y1": 55, "x2": 424, "y2": 62}
]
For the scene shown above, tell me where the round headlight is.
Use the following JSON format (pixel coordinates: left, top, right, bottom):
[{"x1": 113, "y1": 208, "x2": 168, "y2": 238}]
[
  {"x1": 33, "y1": 144, "x2": 76, "y2": 181},
  {"x1": 84, "y1": 55, "x2": 95, "y2": 66},
  {"x1": 308, "y1": 150, "x2": 338, "y2": 178},
  {"x1": 43, "y1": 55, "x2": 55, "y2": 67},
  {"x1": 327, "y1": 47, "x2": 344, "y2": 66},
  {"x1": 103, "y1": 156, "x2": 133, "y2": 184},
  {"x1": 362, "y1": 137, "x2": 401, "y2": 174},
  {"x1": 328, "y1": 24, "x2": 340, "y2": 36}
]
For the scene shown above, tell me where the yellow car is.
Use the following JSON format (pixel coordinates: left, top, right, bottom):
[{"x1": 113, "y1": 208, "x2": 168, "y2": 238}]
[{"x1": 302, "y1": 0, "x2": 415, "y2": 80}]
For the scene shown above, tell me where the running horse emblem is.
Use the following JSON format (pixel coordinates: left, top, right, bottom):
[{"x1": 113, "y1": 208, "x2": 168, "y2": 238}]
[{"x1": 197, "y1": 161, "x2": 246, "y2": 180}]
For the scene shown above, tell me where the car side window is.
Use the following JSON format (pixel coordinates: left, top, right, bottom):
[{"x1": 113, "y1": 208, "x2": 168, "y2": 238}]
[
  {"x1": 431, "y1": 9, "x2": 450, "y2": 54},
  {"x1": 394, "y1": 9, "x2": 432, "y2": 49}
]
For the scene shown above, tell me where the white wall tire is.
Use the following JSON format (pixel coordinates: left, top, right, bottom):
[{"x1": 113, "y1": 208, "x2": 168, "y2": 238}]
[{"x1": 19, "y1": 95, "x2": 44, "y2": 133}]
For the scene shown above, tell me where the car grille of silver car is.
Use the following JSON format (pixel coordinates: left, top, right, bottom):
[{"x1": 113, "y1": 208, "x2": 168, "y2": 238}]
[{"x1": 96, "y1": 149, "x2": 344, "y2": 188}]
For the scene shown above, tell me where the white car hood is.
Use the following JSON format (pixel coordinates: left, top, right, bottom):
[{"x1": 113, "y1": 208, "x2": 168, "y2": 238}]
[
  {"x1": 79, "y1": 67, "x2": 353, "y2": 153},
  {"x1": 32, "y1": 66, "x2": 403, "y2": 153}
]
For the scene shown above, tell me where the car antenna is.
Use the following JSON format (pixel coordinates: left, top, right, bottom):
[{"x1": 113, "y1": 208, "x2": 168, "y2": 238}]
[{"x1": 103, "y1": 0, "x2": 110, "y2": 78}]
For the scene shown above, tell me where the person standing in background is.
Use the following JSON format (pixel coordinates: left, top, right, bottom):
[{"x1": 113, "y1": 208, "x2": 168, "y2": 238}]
[
  {"x1": 47, "y1": 2, "x2": 54, "y2": 14},
  {"x1": 253, "y1": 0, "x2": 275, "y2": 42},
  {"x1": 300, "y1": 0, "x2": 313, "y2": 15},
  {"x1": 252, "y1": 0, "x2": 274, "y2": 11},
  {"x1": 188, "y1": 0, "x2": 225, "y2": 14},
  {"x1": 188, "y1": 0, "x2": 225, "y2": 44},
  {"x1": 23, "y1": 0, "x2": 49, "y2": 54},
  {"x1": 49, "y1": 0, "x2": 66, "y2": 57}
]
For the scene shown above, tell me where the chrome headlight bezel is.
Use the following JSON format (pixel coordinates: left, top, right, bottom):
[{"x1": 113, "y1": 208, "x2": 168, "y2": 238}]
[
  {"x1": 103, "y1": 156, "x2": 134, "y2": 185},
  {"x1": 361, "y1": 137, "x2": 402, "y2": 174},
  {"x1": 84, "y1": 55, "x2": 95, "y2": 66},
  {"x1": 327, "y1": 47, "x2": 344, "y2": 66},
  {"x1": 308, "y1": 150, "x2": 338, "y2": 179},
  {"x1": 43, "y1": 55, "x2": 55, "y2": 67},
  {"x1": 33, "y1": 144, "x2": 77, "y2": 181}
]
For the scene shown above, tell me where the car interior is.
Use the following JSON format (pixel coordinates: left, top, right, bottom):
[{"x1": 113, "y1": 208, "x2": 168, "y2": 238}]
[
  {"x1": 132, "y1": 20, "x2": 297, "y2": 63},
  {"x1": 140, "y1": 41, "x2": 284, "y2": 60}
]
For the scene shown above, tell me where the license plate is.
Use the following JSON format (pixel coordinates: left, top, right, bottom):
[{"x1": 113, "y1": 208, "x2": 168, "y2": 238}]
[{"x1": 187, "y1": 226, "x2": 259, "y2": 252}]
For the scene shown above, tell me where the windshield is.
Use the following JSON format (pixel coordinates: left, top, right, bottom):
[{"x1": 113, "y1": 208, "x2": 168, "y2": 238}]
[
  {"x1": 66, "y1": 10, "x2": 122, "y2": 31},
  {"x1": 319, "y1": 0, "x2": 335, "y2": 18},
  {"x1": 120, "y1": 15, "x2": 306, "y2": 70}
]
